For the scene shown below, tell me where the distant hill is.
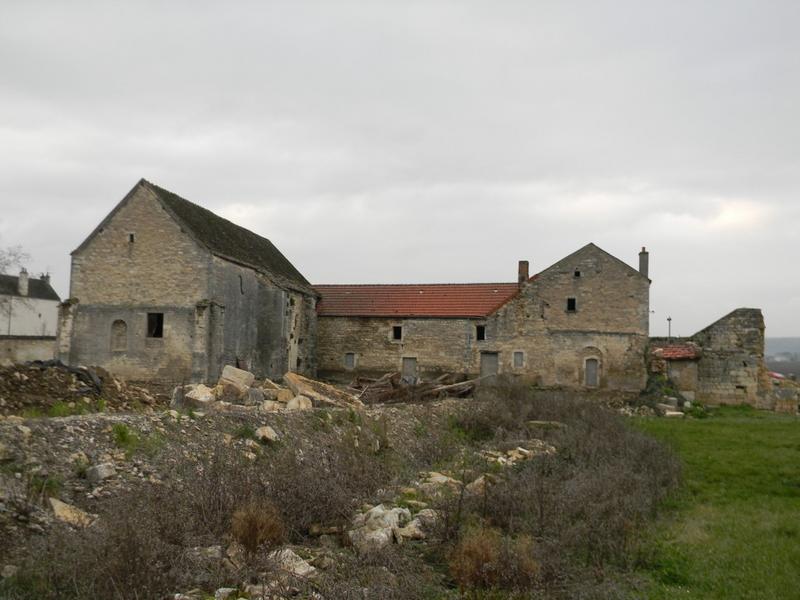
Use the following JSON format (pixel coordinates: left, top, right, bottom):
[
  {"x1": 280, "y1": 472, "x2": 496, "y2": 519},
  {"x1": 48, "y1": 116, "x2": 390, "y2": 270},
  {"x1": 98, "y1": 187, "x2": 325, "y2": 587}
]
[{"x1": 766, "y1": 338, "x2": 800, "y2": 356}]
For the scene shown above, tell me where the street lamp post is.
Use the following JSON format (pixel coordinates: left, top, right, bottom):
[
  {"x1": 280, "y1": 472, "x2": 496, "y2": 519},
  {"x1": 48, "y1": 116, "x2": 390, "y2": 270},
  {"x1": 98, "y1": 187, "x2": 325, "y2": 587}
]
[{"x1": 667, "y1": 316, "x2": 672, "y2": 339}]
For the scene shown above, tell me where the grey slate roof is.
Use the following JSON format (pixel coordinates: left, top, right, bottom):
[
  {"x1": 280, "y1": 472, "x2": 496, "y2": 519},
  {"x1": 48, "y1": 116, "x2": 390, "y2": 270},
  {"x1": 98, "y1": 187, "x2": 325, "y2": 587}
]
[
  {"x1": 140, "y1": 180, "x2": 312, "y2": 293},
  {"x1": 0, "y1": 274, "x2": 60, "y2": 301}
]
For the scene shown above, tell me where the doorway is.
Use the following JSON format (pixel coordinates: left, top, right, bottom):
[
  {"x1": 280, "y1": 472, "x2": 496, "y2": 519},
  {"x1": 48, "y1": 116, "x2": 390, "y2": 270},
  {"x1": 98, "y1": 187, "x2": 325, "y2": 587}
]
[{"x1": 480, "y1": 352, "x2": 499, "y2": 377}]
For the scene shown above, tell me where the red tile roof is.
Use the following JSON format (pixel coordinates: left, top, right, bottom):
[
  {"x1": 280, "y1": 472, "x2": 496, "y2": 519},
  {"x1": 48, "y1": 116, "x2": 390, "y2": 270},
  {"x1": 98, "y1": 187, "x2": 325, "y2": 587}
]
[
  {"x1": 314, "y1": 283, "x2": 521, "y2": 318},
  {"x1": 652, "y1": 344, "x2": 700, "y2": 360}
]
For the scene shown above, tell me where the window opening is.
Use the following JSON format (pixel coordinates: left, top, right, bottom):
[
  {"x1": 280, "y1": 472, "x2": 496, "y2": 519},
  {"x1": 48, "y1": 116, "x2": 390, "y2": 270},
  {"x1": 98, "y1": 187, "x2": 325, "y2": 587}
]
[
  {"x1": 566, "y1": 297, "x2": 577, "y2": 312},
  {"x1": 476, "y1": 325, "x2": 486, "y2": 341},
  {"x1": 111, "y1": 320, "x2": 127, "y2": 351},
  {"x1": 513, "y1": 351, "x2": 524, "y2": 368},
  {"x1": 128, "y1": 233, "x2": 135, "y2": 243},
  {"x1": 344, "y1": 352, "x2": 356, "y2": 370},
  {"x1": 392, "y1": 325, "x2": 403, "y2": 341},
  {"x1": 574, "y1": 270, "x2": 581, "y2": 278},
  {"x1": 147, "y1": 313, "x2": 164, "y2": 338}
]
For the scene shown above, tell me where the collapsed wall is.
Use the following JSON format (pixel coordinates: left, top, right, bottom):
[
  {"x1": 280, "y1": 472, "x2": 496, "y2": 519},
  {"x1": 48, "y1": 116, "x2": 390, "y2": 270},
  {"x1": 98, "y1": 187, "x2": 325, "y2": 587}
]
[{"x1": 650, "y1": 308, "x2": 777, "y2": 409}]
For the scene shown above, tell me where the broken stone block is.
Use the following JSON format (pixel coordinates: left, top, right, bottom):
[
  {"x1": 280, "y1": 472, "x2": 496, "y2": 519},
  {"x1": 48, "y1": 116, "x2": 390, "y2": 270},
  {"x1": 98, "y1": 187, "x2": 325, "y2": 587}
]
[
  {"x1": 219, "y1": 365, "x2": 255, "y2": 394},
  {"x1": 86, "y1": 462, "x2": 116, "y2": 484},
  {"x1": 260, "y1": 400, "x2": 283, "y2": 412},
  {"x1": 172, "y1": 384, "x2": 217, "y2": 410},
  {"x1": 255, "y1": 425, "x2": 279, "y2": 443},
  {"x1": 276, "y1": 388, "x2": 294, "y2": 403},
  {"x1": 286, "y1": 395, "x2": 313, "y2": 411},
  {"x1": 664, "y1": 410, "x2": 685, "y2": 418},
  {"x1": 284, "y1": 372, "x2": 362, "y2": 408},
  {"x1": 49, "y1": 498, "x2": 93, "y2": 527},
  {"x1": 261, "y1": 378, "x2": 282, "y2": 390}
]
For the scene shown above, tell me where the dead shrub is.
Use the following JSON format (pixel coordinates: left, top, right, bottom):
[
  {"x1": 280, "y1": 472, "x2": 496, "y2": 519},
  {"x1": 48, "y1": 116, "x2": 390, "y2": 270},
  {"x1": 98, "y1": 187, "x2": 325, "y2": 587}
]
[
  {"x1": 449, "y1": 526, "x2": 503, "y2": 590},
  {"x1": 449, "y1": 526, "x2": 541, "y2": 593},
  {"x1": 231, "y1": 500, "x2": 286, "y2": 553}
]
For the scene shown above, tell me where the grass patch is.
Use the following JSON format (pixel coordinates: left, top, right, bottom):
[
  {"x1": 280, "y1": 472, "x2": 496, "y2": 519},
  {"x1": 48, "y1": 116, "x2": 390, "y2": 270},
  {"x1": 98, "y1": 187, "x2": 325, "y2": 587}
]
[{"x1": 637, "y1": 405, "x2": 800, "y2": 598}]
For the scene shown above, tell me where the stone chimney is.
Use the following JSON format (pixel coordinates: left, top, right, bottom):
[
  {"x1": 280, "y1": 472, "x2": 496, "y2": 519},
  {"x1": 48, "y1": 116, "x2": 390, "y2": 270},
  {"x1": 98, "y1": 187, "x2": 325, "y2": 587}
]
[
  {"x1": 40, "y1": 273, "x2": 50, "y2": 285},
  {"x1": 518, "y1": 260, "x2": 529, "y2": 285},
  {"x1": 638, "y1": 247, "x2": 649, "y2": 279},
  {"x1": 18, "y1": 268, "x2": 29, "y2": 296}
]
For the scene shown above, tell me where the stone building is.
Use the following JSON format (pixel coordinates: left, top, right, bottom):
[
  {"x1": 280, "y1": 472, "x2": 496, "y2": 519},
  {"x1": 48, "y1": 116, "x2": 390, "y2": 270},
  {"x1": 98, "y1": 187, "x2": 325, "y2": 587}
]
[
  {"x1": 316, "y1": 243, "x2": 650, "y2": 391},
  {"x1": 58, "y1": 179, "x2": 317, "y2": 382},
  {"x1": 1, "y1": 269, "x2": 60, "y2": 365},
  {"x1": 649, "y1": 308, "x2": 774, "y2": 408}
]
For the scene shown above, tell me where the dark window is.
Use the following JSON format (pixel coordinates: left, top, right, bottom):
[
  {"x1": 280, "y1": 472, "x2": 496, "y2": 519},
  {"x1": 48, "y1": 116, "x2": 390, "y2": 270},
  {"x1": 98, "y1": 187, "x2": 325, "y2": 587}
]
[
  {"x1": 344, "y1": 352, "x2": 356, "y2": 369},
  {"x1": 513, "y1": 351, "x2": 524, "y2": 368},
  {"x1": 392, "y1": 325, "x2": 403, "y2": 340},
  {"x1": 476, "y1": 325, "x2": 486, "y2": 341},
  {"x1": 566, "y1": 298, "x2": 577, "y2": 312},
  {"x1": 128, "y1": 233, "x2": 135, "y2": 243},
  {"x1": 574, "y1": 270, "x2": 581, "y2": 278},
  {"x1": 147, "y1": 313, "x2": 164, "y2": 338}
]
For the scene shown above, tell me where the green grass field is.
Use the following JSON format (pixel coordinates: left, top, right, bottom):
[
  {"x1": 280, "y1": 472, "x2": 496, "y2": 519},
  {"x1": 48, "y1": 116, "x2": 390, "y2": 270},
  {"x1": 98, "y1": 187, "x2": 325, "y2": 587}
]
[{"x1": 637, "y1": 406, "x2": 800, "y2": 599}]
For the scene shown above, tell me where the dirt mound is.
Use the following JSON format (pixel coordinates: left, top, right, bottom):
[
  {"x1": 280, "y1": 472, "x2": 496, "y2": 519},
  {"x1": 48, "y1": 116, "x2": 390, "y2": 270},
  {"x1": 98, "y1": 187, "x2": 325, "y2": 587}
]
[{"x1": 0, "y1": 361, "x2": 163, "y2": 416}]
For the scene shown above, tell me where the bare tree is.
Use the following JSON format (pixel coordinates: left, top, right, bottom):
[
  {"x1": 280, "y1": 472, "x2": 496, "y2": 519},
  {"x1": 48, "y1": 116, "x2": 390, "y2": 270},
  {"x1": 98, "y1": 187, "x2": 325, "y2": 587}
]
[
  {"x1": 0, "y1": 245, "x2": 31, "y2": 335},
  {"x1": 0, "y1": 245, "x2": 29, "y2": 274}
]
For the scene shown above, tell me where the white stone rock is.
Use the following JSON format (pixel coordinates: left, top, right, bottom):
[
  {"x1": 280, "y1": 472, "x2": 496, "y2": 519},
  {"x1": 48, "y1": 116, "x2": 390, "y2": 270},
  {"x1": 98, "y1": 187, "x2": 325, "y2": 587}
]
[
  {"x1": 255, "y1": 425, "x2": 279, "y2": 443},
  {"x1": 269, "y1": 548, "x2": 317, "y2": 578},
  {"x1": 214, "y1": 588, "x2": 238, "y2": 600},
  {"x1": 286, "y1": 395, "x2": 313, "y2": 411},
  {"x1": 260, "y1": 400, "x2": 283, "y2": 413},
  {"x1": 664, "y1": 410, "x2": 685, "y2": 418},
  {"x1": 49, "y1": 498, "x2": 93, "y2": 527},
  {"x1": 219, "y1": 365, "x2": 255, "y2": 392}
]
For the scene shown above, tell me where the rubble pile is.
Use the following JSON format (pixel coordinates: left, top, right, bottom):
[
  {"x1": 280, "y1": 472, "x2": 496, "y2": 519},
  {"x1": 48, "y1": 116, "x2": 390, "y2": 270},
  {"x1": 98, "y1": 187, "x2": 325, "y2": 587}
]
[
  {"x1": 348, "y1": 372, "x2": 477, "y2": 405},
  {"x1": 0, "y1": 361, "x2": 161, "y2": 416},
  {"x1": 172, "y1": 366, "x2": 364, "y2": 414}
]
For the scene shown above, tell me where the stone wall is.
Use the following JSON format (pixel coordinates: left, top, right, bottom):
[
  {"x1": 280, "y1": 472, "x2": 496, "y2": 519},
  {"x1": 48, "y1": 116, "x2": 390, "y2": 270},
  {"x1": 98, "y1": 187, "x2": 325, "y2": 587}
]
[
  {"x1": 63, "y1": 186, "x2": 211, "y2": 381},
  {"x1": 0, "y1": 336, "x2": 56, "y2": 366},
  {"x1": 318, "y1": 245, "x2": 649, "y2": 391},
  {"x1": 209, "y1": 256, "x2": 316, "y2": 380},
  {"x1": 691, "y1": 308, "x2": 772, "y2": 407}
]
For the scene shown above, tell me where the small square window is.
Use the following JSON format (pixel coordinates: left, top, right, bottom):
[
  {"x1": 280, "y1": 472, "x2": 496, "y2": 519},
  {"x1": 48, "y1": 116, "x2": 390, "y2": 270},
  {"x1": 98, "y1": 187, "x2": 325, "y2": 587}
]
[
  {"x1": 392, "y1": 325, "x2": 403, "y2": 341},
  {"x1": 566, "y1": 298, "x2": 577, "y2": 312},
  {"x1": 476, "y1": 325, "x2": 486, "y2": 341},
  {"x1": 513, "y1": 351, "x2": 524, "y2": 368},
  {"x1": 344, "y1": 352, "x2": 356, "y2": 370},
  {"x1": 147, "y1": 313, "x2": 164, "y2": 338},
  {"x1": 573, "y1": 270, "x2": 581, "y2": 278}
]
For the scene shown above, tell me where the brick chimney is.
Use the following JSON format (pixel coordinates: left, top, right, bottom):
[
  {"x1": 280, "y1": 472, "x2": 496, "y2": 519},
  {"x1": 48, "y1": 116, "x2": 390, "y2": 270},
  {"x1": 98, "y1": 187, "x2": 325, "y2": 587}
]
[
  {"x1": 18, "y1": 268, "x2": 29, "y2": 296},
  {"x1": 638, "y1": 247, "x2": 649, "y2": 279},
  {"x1": 518, "y1": 260, "x2": 529, "y2": 285}
]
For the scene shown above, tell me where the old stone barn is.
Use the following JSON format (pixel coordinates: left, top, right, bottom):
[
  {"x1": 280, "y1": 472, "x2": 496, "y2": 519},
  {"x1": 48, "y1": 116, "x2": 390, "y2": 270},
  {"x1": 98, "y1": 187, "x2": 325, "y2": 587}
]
[
  {"x1": 58, "y1": 179, "x2": 317, "y2": 382},
  {"x1": 316, "y1": 244, "x2": 651, "y2": 390}
]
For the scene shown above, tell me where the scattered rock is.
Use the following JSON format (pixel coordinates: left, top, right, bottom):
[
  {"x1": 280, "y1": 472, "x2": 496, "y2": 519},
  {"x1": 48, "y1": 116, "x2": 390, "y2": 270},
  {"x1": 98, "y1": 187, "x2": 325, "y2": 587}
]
[
  {"x1": 49, "y1": 497, "x2": 94, "y2": 527},
  {"x1": 255, "y1": 425, "x2": 279, "y2": 443},
  {"x1": 260, "y1": 400, "x2": 283, "y2": 412},
  {"x1": 664, "y1": 410, "x2": 685, "y2": 418},
  {"x1": 284, "y1": 372, "x2": 363, "y2": 408},
  {"x1": 349, "y1": 504, "x2": 412, "y2": 553},
  {"x1": 269, "y1": 548, "x2": 317, "y2": 578},
  {"x1": 86, "y1": 462, "x2": 116, "y2": 484},
  {"x1": 219, "y1": 365, "x2": 255, "y2": 397},
  {"x1": 419, "y1": 471, "x2": 461, "y2": 496},
  {"x1": 286, "y1": 395, "x2": 313, "y2": 411},
  {"x1": 214, "y1": 588, "x2": 238, "y2": 600}
]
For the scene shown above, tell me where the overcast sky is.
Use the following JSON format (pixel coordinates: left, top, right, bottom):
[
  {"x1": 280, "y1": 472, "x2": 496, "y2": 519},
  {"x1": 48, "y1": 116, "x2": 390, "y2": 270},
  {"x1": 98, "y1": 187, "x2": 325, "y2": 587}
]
[{"x1": 1, "y1": 1, "x2": 798, "y2": 337}]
